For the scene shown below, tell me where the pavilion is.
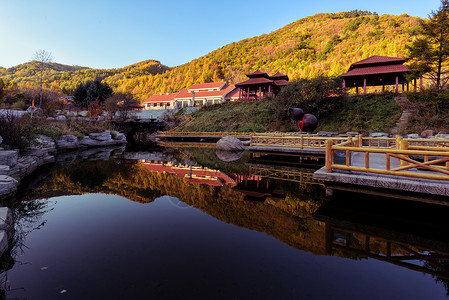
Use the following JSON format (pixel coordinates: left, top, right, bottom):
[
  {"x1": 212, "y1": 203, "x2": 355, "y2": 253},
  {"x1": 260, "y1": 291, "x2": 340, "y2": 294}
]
[
  {"x1": 339, "y1": 55, "x2": 422, "y2": 94},
  {"x1": 235, "y1": 70, "x2": 289, "y2": 101}
]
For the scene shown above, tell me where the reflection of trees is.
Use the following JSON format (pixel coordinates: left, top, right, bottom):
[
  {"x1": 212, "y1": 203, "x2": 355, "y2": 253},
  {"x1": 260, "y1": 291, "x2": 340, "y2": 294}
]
[
  {"x1": 25, "y1": 157, "x2": 330, "y2": 255},
  {"x1": 29, "y1": 160, "x2": 162, "y2": 204},
  {"x1": 172, "y1": 147, "x2": 251, "y2": 175},
  {"x1": 425, "y1": 257, "x2": 449, "y2": 295}
]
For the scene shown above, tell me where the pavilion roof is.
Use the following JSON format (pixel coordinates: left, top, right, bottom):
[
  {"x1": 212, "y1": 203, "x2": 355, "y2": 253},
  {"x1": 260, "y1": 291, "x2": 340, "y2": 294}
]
[
  {"x1": 235, "y1": 77, "x2": 273, "y2": 87},
  {"x1": 269, "y1": 72, "x2": 289, "y2": 80},
  {"x1": 339, "y1": 64, "x2": 410, "y2": 78},
  {"x1": 246, "y1": 69, "x2": 269, "y2": 78},
  {"x1": 348, "y1": 55, "x2": 406, "y2": 71},
  {"x1": 273, "y1": 79, "x2": 289, "y2": 86}
]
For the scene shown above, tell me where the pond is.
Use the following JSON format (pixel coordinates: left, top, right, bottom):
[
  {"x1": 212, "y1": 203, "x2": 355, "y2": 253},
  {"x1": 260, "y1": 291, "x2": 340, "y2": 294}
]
[{"x1": 1, "y1": 146, "x2": 449, "y2": 299}]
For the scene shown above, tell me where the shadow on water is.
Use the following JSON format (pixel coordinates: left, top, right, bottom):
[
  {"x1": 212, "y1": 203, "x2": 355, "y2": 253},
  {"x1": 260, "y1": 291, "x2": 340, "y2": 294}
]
[{"x1": 3, "y1": 146, "x2": 449, "y2": 297}]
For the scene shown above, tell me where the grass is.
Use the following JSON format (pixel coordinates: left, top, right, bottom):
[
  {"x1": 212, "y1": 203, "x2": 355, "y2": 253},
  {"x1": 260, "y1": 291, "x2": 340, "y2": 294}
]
[
  {"x1": 320, "y1": 93, "x2": 402, "y2": 132},
  {"x1": 176, "y1": 93, "x2": 403, "y2": 133}
]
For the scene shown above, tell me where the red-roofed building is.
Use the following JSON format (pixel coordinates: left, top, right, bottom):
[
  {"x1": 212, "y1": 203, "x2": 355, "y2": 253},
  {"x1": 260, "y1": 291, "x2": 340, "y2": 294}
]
[
  {"x1": 339, "y1": 55, "x2": 422, "y2": 94},
  {"x1": 235, "y1": 70, "x2": 289, "y2": 101},
  {"x1": 143, "y1": 92, "x2": 178, "y2": 110},
  {"x1": 175, "y1": 83, "x2": 237, "y2": 107}
]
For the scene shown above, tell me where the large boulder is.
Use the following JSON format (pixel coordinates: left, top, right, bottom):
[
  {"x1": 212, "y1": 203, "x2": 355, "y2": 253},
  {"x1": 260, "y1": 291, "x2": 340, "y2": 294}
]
[
  {"x1": 216, "y1": 136, "x2": 244, "y2": 151},
  {"x1": 56, "y1": 135, "x2": 79, "y2": 150},
  {"x1": 421, "y1": 130, "x2": 434, "y2": 138},
  {"x1": 215, "y1": 149, "x2": 244, "y2": 162},
  {"x1": 0, "y1": 151, "x2": 18, "y2": 167},
  {"x1": 89, "y1": 131, "x2": 112, "y2": 142}
]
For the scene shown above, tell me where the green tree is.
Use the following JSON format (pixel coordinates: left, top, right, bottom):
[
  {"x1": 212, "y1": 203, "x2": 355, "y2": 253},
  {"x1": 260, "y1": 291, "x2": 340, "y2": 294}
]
[
  {"x1": 407, "y1": 0, "x2": 449, "y2": 91},
  {"x1": 73, "y1": 80, "x2": 113, "y2": 108}
]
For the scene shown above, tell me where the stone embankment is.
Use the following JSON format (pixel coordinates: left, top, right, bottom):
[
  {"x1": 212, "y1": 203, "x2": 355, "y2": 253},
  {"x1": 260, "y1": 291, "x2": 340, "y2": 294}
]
[
  {"x1": 0, "y1": 130, "x2": 127, "y2": 258},
  {"x1": 0, "y1": 130, "x2": 127, "y2": 201}
]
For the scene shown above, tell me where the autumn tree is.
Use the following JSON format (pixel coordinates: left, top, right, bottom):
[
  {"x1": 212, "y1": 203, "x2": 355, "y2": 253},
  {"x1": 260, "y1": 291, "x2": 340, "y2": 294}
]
[
  {"x1": 105, "y1": 92, "x2": 140, "y2": 121},
  {"x1": 407, "y1": 0, "x2": 449, "y2": 91},
  {"x1": 31, "y1": 49, "x2": 52, "y2": 113},
  {"x1": 0, "y1": 79, "x2": 6, "y2": 103}
]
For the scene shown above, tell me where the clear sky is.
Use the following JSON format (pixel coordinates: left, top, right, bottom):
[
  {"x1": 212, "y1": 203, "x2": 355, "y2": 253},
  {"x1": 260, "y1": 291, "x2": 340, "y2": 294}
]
[{"x1": 0, "y1": 0, "x2": 442, "y2": 69}]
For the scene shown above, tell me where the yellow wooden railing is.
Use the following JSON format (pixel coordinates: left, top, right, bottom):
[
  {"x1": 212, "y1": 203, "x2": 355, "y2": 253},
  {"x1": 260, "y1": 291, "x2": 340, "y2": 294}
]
[
  {"x1": 325, "y1": 135, "x2": 449, "y2": 181},
  {"x1": 250, "y1": 135, "x2": 349, "y2": 149},
  {"x1": 158, "y1": 131, "x2": 253, "y2": 137}
]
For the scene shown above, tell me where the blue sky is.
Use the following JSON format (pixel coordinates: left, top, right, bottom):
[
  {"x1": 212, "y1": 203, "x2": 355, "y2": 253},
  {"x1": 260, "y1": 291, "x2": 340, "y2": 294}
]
[{"x1": 0, "y1": 0, "x2": 442, "y2": 69}]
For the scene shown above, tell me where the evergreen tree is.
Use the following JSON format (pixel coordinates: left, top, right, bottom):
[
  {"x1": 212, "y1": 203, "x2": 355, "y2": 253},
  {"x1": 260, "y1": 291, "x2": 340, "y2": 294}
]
[
  {"x1": 407, "y1": 0, "x2": 449, "y2": 91},
  {"x1": 73, "y1": 80, "x2": 113, "y2": 108}
]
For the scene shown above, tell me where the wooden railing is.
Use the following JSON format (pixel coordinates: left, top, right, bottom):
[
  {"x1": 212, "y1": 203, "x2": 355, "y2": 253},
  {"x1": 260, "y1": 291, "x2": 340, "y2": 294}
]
[
  {"x1": 325, "y1": 135, "x2": 449, "y2": 181},
  {"x1": 158, "y1": 131, "x2": 253, "y2": 137},
  {"x1": 250, "y1": 135, "x2": 350, "y2": 149},
  {"x1": 249, "y1": 166, "x2": 323, "y2": 185}
]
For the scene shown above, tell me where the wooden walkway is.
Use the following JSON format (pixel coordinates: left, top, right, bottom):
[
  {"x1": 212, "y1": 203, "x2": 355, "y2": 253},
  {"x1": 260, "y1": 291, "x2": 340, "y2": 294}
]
[{"x1": 158, "y1": 130, "x2": 449, "y2": 198}]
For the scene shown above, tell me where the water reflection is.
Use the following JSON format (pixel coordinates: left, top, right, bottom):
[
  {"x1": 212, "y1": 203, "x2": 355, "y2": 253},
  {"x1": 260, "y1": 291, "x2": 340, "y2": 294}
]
[{"x1": 3, "y1": 148, "x2": 449, "y2": 298}]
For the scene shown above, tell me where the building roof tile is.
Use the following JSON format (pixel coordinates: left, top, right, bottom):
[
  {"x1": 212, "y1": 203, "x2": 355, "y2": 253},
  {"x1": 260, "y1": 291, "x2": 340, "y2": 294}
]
[
  {"x1": 144, "y1": 93, "x2": 178, "y2": 103},
  {"x1": 340, "y1": 64, "x2": 410, "y2": 77}
]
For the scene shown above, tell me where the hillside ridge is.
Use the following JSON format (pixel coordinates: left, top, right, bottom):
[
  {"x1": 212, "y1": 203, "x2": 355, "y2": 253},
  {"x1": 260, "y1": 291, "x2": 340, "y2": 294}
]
[{"x1": 0, "y1": 11, "x2": 421, "y2": 101}]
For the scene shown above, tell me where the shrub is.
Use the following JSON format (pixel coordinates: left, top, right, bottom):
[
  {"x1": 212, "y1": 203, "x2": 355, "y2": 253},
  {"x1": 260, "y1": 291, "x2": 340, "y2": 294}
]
[{"x1": 0, "y1": 113, "x2": 32, "y2": 149}]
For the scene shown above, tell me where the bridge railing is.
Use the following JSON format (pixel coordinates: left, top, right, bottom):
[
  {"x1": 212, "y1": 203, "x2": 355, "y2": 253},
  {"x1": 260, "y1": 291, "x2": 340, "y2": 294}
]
[
  {"x1": 157, "y1": 131, "x2": 253, "y2": 137},
  {"x1": 250, "y1": 135, "x2": 350, "y2": 149},
  {"x1": 325, "y1": 136, "x2": 449, "y2": 181}
]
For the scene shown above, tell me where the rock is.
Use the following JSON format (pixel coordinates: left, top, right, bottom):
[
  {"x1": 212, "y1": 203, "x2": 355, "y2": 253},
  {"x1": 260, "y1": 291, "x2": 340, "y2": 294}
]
[
  {"x1": 36, "y1": 135, "x2": 56, "y2": 148},
  {"x1": 56, "y1": 135, "x2": 79, "y2": 150},
  {"x1": 318, "y1": 131, "x2": 338, "y2": 137},
  {"x1": 438, "y1": 134, "x2": 449, "y2": 139},
  {"x1": 0, "y1": 166, "x2": 9, "y2": 176},
  {"x1": 0, "y1": 176, "x2": 18, "y2": 199},
  {"x1": 80, "y1": 136, "x2": 101, "y2": 147},
  {"x1": 0, "y1": 231, "x2": 8, "y2": 254},
  {"x1": 407, "y1": 133, "x2": 420, "y2": 139},
  {"x1": 89, "y1": 131, "x2": 112, "y2": 142},
  {"x1": 346, "y1": 131, "x2": 360, "y2": 137},
  {"x1": 111, "y1": 131, "x2": 126, "y2": 142},
  {"x1": 56, "y1": 115, "x2": 67, "y2": 121},
  {"x1": 421, "y1": 130, "x2": 434, "y2": 138},
  {"x1": 215, "y1": 149, "x2": 244, "y2": 162},
  {"x1": 0, "y1": 151, "x2": 18, "y2": 167},
  {"x1": 216, "y1": 136, "x2": 244, "y2": 151},
  {"x1": 22, "y1": 147, "x2": 48, "y2": 157},
  {"x1": 0, "y1": 207, "x2": 13, "y2": 231},
  {"x1": 370, "y1": 132, "x2": 389, "y2": 138},
  {"x1": 46, "y1": 117, "x2": 55, "y2": 121}
]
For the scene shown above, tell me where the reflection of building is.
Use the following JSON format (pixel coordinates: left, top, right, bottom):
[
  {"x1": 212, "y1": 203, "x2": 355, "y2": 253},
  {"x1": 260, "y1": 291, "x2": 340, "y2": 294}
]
[
  {"x1": 233, "y1": 174, "x2": 285, "y2": 202},
  {"x1": 314, "y1": 198, "x2": 449, "y2": 284},
  {"x1": 141, "y1": 160, "x2": 236, "y2": 186}
]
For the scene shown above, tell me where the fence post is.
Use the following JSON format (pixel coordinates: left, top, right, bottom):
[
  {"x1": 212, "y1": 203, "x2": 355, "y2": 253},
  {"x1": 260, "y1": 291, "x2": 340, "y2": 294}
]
[
  {"x1": 358, "y1": 135, "x2": 363, "y2": 147},
  {"x1": 325, "y1": 140, "x2": 333, "y2": 172},
  {"x1": 396, "y1": 135, "x2": 402, "y2": 150},
  {"x1": 400, "y1": 139, "x2": 408, "y2": 167}
]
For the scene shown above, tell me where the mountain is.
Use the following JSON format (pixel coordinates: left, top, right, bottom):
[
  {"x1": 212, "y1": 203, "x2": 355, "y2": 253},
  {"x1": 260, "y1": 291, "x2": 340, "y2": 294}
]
[
  {"x1": 0, "y1": 11, "x2": 421, "y2": 101},
  {"x1": 0, "y1": 59, "x2": 170, "y2": 94}
]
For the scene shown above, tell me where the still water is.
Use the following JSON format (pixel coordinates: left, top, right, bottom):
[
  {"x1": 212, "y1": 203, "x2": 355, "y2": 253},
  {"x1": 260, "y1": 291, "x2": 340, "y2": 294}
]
[{"x1": 2, "y1": 147, "x2": 449, "y2": 299}]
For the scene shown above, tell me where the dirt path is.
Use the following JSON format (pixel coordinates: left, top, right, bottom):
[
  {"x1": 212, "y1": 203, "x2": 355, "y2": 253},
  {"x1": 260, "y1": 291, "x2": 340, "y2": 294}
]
[{"x1": 391, "y1": 94, "x2": 417, "y2": 135}]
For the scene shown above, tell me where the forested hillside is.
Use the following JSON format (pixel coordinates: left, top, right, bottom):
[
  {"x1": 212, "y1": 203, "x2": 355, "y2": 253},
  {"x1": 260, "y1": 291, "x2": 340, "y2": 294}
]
[
  {"x1": 1, "y1": 11, "x2": 421, "y2": 102},
  {"x1": 0, "y1": 59, "x2": 170, "y2": 95}
]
